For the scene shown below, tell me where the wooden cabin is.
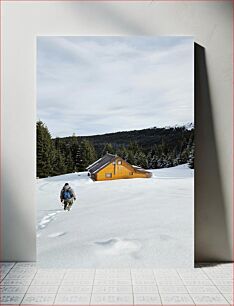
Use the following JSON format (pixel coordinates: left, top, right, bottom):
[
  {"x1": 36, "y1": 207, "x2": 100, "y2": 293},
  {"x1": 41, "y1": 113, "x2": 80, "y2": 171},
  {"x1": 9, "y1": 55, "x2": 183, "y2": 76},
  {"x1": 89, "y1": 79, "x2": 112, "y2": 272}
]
[{"x1": 87, "y1": 153, "x2": 152, "y2": 181}]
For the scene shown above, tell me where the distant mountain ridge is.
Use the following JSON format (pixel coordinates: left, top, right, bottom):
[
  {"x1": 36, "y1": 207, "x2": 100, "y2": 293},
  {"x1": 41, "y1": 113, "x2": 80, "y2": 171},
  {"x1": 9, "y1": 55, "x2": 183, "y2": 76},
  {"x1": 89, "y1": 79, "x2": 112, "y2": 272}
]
[
  {"x1": 57, "y1": 124, "x2": 194, "y2": 156},
  {"x1": 37, "y1": 121, "x2": 194, "y2": 178}
]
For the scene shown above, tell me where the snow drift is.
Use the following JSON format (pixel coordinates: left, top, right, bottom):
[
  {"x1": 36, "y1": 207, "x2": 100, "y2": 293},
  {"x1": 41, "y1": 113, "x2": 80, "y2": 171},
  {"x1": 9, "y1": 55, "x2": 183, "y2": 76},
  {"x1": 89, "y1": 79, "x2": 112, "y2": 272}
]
[{"x1": 37, "y1": 164, "x2": 194, "y2": 268}]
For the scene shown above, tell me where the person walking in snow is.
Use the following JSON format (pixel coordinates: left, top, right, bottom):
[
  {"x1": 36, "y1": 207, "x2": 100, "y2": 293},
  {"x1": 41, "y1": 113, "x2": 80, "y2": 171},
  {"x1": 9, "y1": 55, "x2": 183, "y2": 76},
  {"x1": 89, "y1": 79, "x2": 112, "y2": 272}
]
[{"x1": 60, "y1": 183, "x2": 76, "y2": 211}]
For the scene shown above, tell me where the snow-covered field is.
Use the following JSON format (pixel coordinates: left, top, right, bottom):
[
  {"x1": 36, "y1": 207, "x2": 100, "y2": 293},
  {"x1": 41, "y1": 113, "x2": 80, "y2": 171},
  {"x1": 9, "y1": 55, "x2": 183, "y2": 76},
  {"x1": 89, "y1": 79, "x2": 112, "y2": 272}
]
[{"x1": 37, "y1": 165, "x2": 194, "y2": 268}]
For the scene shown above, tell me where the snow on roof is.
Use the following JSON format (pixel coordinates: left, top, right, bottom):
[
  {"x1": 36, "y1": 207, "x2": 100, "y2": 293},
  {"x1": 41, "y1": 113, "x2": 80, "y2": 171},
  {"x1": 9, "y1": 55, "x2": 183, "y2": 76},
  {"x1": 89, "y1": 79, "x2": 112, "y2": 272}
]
[
  {"x1": 132, "y1": 165, "x2": 151, "y2": 173},
  {"x1": 132, "y1": 165, "x2": 144, "y2": 170}
]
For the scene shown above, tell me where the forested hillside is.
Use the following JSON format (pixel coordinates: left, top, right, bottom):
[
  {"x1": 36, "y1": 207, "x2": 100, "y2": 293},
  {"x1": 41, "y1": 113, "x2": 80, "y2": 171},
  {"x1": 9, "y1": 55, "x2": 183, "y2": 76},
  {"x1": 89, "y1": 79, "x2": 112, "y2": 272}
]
[{"x1": 37, "y1": 121, "x2": 194, "y2": 178}]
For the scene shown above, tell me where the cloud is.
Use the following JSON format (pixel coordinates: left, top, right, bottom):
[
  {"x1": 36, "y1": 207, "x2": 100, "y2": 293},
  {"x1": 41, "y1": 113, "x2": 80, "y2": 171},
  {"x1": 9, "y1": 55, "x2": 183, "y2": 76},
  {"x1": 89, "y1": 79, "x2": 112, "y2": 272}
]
[{"x1": 37, "y1": 36, "x2": 194, "y2": 137}]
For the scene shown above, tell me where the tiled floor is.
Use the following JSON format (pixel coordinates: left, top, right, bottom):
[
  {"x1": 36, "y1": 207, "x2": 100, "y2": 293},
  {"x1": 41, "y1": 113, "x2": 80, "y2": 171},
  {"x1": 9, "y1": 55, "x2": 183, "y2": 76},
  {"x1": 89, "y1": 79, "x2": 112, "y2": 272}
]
[{"x1": 0, "y1": 263, "x2": 233, "y2": 305}]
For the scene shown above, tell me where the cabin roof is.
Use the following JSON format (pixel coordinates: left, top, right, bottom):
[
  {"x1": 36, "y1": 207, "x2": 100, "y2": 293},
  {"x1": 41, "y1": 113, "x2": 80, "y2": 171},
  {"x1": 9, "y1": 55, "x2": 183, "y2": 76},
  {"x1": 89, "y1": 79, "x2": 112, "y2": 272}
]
[
  {"x1": 87, "y1": 153, "x2": 117, "y2": 174},
  {"x1": 87, "y1": 153, "x2": 151, "y2": 175}
]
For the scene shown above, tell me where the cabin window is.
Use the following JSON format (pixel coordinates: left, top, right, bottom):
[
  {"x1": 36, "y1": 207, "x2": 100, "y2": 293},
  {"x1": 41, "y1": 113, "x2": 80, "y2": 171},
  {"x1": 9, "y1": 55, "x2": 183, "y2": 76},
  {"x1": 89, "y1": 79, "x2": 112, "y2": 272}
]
[
  {"x1": 117, "y1": 160, "x2": 122, "y2": 165},
  {"x1": 105, "y1": 173, "x2": 112, "y2": 178},
  {"x1": 129, "y1": 172, "x2": 134, "y2": 175}
]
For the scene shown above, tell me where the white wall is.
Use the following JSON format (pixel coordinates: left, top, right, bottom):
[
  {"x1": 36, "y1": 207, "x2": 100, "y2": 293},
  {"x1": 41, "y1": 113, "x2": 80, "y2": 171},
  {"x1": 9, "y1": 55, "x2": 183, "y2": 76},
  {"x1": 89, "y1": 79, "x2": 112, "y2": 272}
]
[{"x1": 1, "y1": 1, "x2": 232, "y2": 261}]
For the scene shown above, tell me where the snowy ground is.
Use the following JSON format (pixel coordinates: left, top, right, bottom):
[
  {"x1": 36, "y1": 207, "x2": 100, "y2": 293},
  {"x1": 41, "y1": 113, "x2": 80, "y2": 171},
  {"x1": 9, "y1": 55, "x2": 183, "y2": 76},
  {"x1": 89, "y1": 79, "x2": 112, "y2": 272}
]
[{"x1": 37, "y1": 165, "x2": 194, "y2": 268}]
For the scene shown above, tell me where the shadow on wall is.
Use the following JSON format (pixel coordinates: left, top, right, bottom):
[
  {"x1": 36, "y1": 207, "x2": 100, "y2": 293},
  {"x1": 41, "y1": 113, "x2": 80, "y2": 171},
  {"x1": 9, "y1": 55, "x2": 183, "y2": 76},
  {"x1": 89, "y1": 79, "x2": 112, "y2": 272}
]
[
  {"x1": 67, "y1": 2, "x2": 151, "y2": 35},
  {"x1": 2, "y1": 165, "x2": 36, "y2": 261},
  {"x1": 195, "y1": 43, "x2": 232, "y2": 262}
]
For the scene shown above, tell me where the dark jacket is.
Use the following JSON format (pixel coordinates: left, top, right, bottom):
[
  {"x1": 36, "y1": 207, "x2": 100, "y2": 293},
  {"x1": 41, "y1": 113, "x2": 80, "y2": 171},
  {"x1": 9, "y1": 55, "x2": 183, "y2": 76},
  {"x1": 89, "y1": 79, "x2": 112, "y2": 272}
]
[{"x1": 60, "y1": 186, "x2": 76, "y2": 200}]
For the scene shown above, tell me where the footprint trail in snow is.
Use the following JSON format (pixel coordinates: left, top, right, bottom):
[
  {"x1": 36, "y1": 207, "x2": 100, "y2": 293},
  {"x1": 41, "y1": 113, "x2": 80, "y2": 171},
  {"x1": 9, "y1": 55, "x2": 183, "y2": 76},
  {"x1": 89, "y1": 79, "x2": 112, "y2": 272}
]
[{"x1": 37, "y1": 211, "x2": 62, "y2": 231}]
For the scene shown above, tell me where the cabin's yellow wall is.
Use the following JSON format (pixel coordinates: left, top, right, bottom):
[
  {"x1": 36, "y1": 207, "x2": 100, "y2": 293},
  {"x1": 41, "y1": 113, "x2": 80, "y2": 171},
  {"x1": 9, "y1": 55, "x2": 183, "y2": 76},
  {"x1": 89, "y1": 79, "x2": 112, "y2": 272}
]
[{"x1": 95, "y1": 158, "x2": 150, "y2": 181}]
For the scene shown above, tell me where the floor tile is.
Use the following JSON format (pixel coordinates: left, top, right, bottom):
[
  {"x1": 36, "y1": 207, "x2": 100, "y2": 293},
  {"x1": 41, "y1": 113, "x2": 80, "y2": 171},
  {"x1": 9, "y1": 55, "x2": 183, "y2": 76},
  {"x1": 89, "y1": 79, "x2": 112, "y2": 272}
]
[
  {"x1": 36, "y1": 270, "x2": 64, "y2": 275},
  {"x1": 132, "y1": 275, "x2": 155, "y2": 282},
  {"x1": 31, "y1": 278, "x2": 61, "y2": 286},
  {"x1": 178, "y1": 272, "x2": 206, "y2": 278},
  {"x1": 66, "y1": 268, "x2": 95, "y2": 274},
  {"x1": 0, "y1": 262, "x2": 15, "y2": 268},
  {"x1": 207, "y1": 274, "x2": 232, "y2": 280},
  {"x1": 95, "y1": 271, "x2": 130, "y2": 279},
  {"x1": 0, "y1": 272, "x2": 10, "y2": 280},
  {"x1": 154, "y1": 273, "x2": 179, "y2": 279},
  {"x1": 131, "y1": 269, "x2": 154, "y2": 275},
  {"x1": 94, "y1": 279, "x2": 132, "y2": 285},
  {"x1": 0, "y1": 294, "x2": 24, "y2": 305},
  {"x1": 96, "y1": 269, "x2": 130, "y2": 274},
  {"x1": 54, "y1": 294, "x2": 90, "y2": 305},
  {"x1": 131, "y1": 274, "x2": 155, "y2": 278},
  {"x1": 65, "y1": 271, "x2": 95, "y2": 277},
  {"x1": 92, "y1": 285, "x2": 132, "y2": 294},
  {"x1": 21, "y1": 293, "x2": 55, "y2": 305},
  {"x1": 58, "y1": 285, "x2": 92, "y2": 294},
  {"x1": 0, "y1": 267, "x2": 13, "y2": 274},
  {"x1": 181, "y1": 279, "x2": 213, "y2": 285},
  {"x1": 0, "y1": 285, "x2": 28, "y2": 294},
  {"x1": 161, "y1": 294, "x2": 194, "y2": 305},
  {"x1": 222, "y1": 293, "x2": 233, "y2": 304},
  {"x1": 133, "y1": 294, "x2": 161, "y2": 305},
  {"x1": 212, "y1": 279, "x2": 233, "y2": 285},
  {"x1": 179, "y1": 274, "x2": 209, "y2": 280},
  {"x1": 133, "y1": 285, "x2": 158, "y2": 294},
  {"x1": 33, "y1": 275, "x2": 63, "y2": 282},
  {"x1": 37, "y1": 268, "x2": 64, "y2": 273},
  {"x1": 0, "y1": 279, "x2": 32, "y2": 286},
  {"x1": 177, "y1": 273, "x2": 206, "y2": 278},
  {"x1": 158, "y1": 285, "x2": 188, "y2": 294},
  {"x1": 4, "y1": 273, "x2": 34, "y2": 280},
  {"x1": 178, "y1": 271, "x2": 206, "y2": 276},
  {"x1": 27, "y1": 285, "x2": 59, "y2": 294},
  {"x1": 35, "y1": 269, "x2": 64, "y2": 274},
  {"x1": 132, "y1": 279, "x2": 156, "y2": 285},
  {"x1": 95, "y1": 274, "x2": 131, "y2": 280},
  {"x1": 0, "y1": 262, "x2": 232, "y2": 305},
  {"x1": 186, "y1": 285, "x2": 219, "y2": 293},
  {"x1": 154, "y1": 269, "x2": 178, "y2": 275},
  {"x1": 156, "y1": 279, "x2": 184, "y2": 285},
  {"x1": 62, "y1": 278, "x2": 93, "y2": 285},
  {"x1": 63, "y1": 273, "x2": 94, "y2": 280},
  {"x1": 96, "y1": 270, "x2": 130, "y2": 275},
  {"x1": 216, "y1": 285, "x2": 233, "y2": 293},
  {"x1": 14, "y1": 263, "x2": 37, "y2": 268},
  {"x1": 10, "y1": 267, "x2": 37, "y2": 273},
  {"x1": 190, "y1": 293, "x2": 229, "y2": 305},
  {"x1": 91, "y1": 294, "x2": 133, "y2": 305},
  {"x1": 6, "y1": 273, "x2": 36, "y2": 281},
  {"x1": 155, "y1": 275, "x2": 181, "y2": 280}
]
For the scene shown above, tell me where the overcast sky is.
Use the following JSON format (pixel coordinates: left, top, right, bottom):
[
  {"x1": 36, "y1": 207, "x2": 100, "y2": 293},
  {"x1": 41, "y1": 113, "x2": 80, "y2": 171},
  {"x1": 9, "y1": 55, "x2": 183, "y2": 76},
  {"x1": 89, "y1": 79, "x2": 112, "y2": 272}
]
[{"x1": 37, "y1": 36, "x2": 194, "y2": 138}]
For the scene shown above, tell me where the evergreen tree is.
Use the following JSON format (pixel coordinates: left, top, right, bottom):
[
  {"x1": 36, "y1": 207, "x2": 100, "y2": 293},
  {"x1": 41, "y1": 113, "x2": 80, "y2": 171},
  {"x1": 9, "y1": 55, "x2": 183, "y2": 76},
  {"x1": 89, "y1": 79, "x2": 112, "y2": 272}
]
[
  {"x1": 69, "y1": 135, "x2": 79, "y2": 171},
  {"x1": 128, "y1": 141, "x2": 140, "y2": 155},
  {"x1": 117, "y1": 145, "x2": 129, "y2": 161},
  {"x1": 188, "y1": 145, "x2": 194, "y2": 169},
  {"x1": 52, "y1": 150, "x2": 67, "y2": 176},
  {"x1": 134, "y1": 151, "x2": 148, "y2": 168},
  {"x1": 102, "y1": 143, "x2": 115, "y2": 155},
  {"x1": 66, "y1": 152, "x2": 75, "y2": 173},
  {"x1": 75, "y1": 143, "x2": 82, "y2": 172},
  {"x1": 37, "y1": 121, "x2": 56, "y2": 177},
  {"x1": 126, "y1": 150, "x2": 135, "y2": 165},
  {"x1": 79, "y1": 139, "x2": 97, "y2": 171}
]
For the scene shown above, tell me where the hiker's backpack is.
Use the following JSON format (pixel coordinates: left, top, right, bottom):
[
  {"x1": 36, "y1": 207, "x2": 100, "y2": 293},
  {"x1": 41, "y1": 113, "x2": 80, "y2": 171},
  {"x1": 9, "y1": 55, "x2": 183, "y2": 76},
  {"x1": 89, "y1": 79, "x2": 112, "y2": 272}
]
[{"x1": 63, "y1": 189, "x2": 72, "y2": 200}]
